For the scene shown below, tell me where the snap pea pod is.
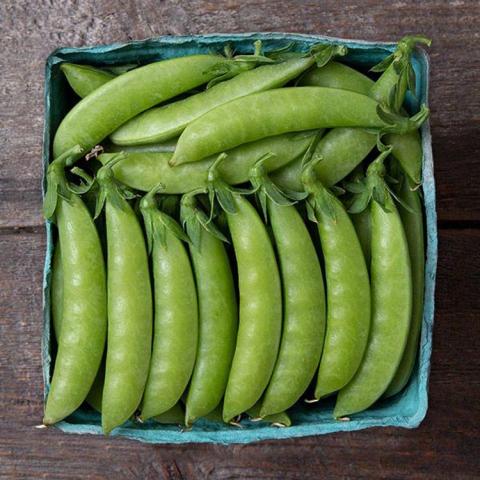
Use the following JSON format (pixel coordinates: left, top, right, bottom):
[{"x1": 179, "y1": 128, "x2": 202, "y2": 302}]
[
  {"x1": 250, "y1": 161, "x2": 325, "y2": 417},
  {"x1": 50, "y1": 243, "x2": 105, "y2": 413},
  {"x1": 274, "y1": 36, "x2": 430, "y2": 189},
  {"x1": 211, "y1": 164, "x2": 282, "y2": 423},
  {"x1": 181, "y1": 192, "x2": 238, "y2": 426},
  {"x1": 246, "y1": 402, "x2": 291, "y2": 427},
  {"x1": 351, "y1": 208, "x2": 372, "y2": 267},
  {"x1": 153, "y1": 403, "x2": 185, "y2": 425},
  {"x1": 99, "y1": 131, "x2": 318, "y2": 193},
  {"x1": 95, "y1": 158, "x2": 153, "y2": 434},
  {"x1": 50, "y1": 243, "x2": 63, "y2": 341},
  {"x1": 139, "y1": 188, "x2": 198, "y2": 421},
  {"x1": 61, "y1": 63, "x2": 116, "y2": 98},
  {"x1": 272, "y1": 127, "x2": 376, "y2": 190},
  {"x1": 260, "y1": 200, "x2": 326, "y2": 416},
  {"x1": 53, "y1": 54, "x2": 240, "y2": 158},
  {"x1": 297, "y1": 61, "x2": 373, "y2": 94},
  {"x1": 105, "y1": 138, "x2": 178, "y2": 153},
  {"x1": 302, "y1": 158, "x2": 371, "y2": 400},
  {"x1": 43, "y1": 146, "x2": 107, "y2": 425},
  {"x1": 334, "y1": 152, "x2": 412, "y2": 418},
  {"x1": 171, "y1": 87, "x2": 405, "y2": 166},
  {"x1": 384, "y1": 173, "x2": 425, "y2": 397},
  {"x1": 110, "y1": 51, "x2": 336, "y2": 146},
  {"x1": 347, "y1": 168, "x2": 372, "y2": 266}
]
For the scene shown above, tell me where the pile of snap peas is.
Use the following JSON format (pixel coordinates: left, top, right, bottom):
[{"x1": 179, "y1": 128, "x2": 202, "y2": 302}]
[{"x1": 43, "y1": 36, "x2": 430, "y2": 435}]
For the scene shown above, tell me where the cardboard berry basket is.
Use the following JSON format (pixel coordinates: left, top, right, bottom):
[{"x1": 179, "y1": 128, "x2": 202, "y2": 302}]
[{"x1": 42, "y1": 33, "x2": 437, "y2": 444}]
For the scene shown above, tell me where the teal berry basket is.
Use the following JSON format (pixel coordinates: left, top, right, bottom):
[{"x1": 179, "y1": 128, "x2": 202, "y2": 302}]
[{"x1": 42, "y1": 33, "x2": 437, "y2": 444}]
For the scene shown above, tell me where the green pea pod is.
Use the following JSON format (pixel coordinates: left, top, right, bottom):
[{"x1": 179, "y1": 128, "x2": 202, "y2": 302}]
[
  {"x1": 350, "y1": 207, "x2": 372, "y2": 267},
  {"x1": 181, "y1": 192, "x2": 238, "y2": 426},
  {"x1": 246, "y1": 402, "x2": 291, "y2": 427},
  {"x1": 139, "y1": 188, "x2": 198, "y2": 421},
  {"x1": 110, "y1": 54, "x2": 330, "y2": 146},
  {"x1": 334, "y1": 153, "x2": 412, "y2": 418},
  {"x1": 95, "y1": 158, "x2": 153, "y2": 434},
  {"x1": 43, "y1": 147, "x2": 107, "y2": 425},
  {"x1": 249, "y1": 160, "x2": 326, "y2": 417},
  {"x1": 50, "y1": 243, "x2": 63, "y2": 341},
  {"x1": 271, "y1": 127, "x2": 376, "y2": 190},
  {"x1": 50, "y1": 243, "x2": 105, "y2": 413},
  {"x1": 61, "y1": 63, "x2": 116, "y2": 98},
  {"x1": 106, "y1": 137, "x2": 178, "y2": 154},
  {"x1": 297, "y1": 61, "x2": 373, "y2": 94},
  {"x1": 384, "y1": 174, "x2": 424, "y2": 397},
  {"x1": 153, "y1": 403, "x2": 185, "y2": 425},
  {"x1": 222, "y1": 192, "x2": 282, "y2": 422},
  {"x1": 302, "y1": 158, "x2": 371, "y2": 400},
  {"x1": 99, "y1": 131, "x2": 318, "y2": 193},
  {"x1": 53, "y1": 54, "x2": 242, "y2": 158},
  {"x1": 171, "y1": 87, "x2": 412, "y2": 166},
  {"x1": 275, "y1": 36, "x2": 430, "y2": 189},
  {"x1": 384, "y1": 129, "x2": 424, "y2": 185}
]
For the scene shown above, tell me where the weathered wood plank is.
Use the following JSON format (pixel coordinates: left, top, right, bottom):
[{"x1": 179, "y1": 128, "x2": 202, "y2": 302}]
[
  {"x1": 0, "y1": 0, "x2": 479, "y2": 227},
  {"x1": 0, "y1": 228, "x2": 478, "y2": 479}
]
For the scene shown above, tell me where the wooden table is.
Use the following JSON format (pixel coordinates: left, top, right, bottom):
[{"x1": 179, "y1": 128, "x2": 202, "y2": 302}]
[{"x1": 1, "y1": 1, "x2": 479, "y2": 478}]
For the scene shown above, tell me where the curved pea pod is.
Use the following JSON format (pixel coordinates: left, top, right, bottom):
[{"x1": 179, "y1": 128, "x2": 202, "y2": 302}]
[
  {"x1": 153, "y1": 403, "x2": 185, "y2": 426},
  {"x1": 211, "y1": 168, "x2": 282, "y2": 423},
  {"x1": 334, "y1": 152, "x2": 412, "y2": 418},
  {"x1": 94, "y1": 158, "x2": 153, "y2": 434},
  {"x1": 181, "y1": 192, "x2": 238, "y2": 425},
  {"x1": 246, "y1": 402, "x2": 291, "y2": 428},
  {"x1": 350, "y1": 207, "x2": 372, "y2": 267},
  {"x1": 99, "y1": 131, "x2": 318, "y2": 193},
  {"x1": 297, "y1": 60, "x2": 374, "y2": 94},
  {"x1": 50, "y1": 244, "x2": 105, "y2": 413},
  {"x1": 50, "y1": 243, "x2": 63, "y2": 341},
  {"x1": 301, "y1": 159, "x2": 371, "y2": 400},
  {"x1": 170, "y1": 87, "x2": 414, "y2": 166},
  {"x1": 261, "y1": 200, "x2": 326, "y2": 415},
  {"x1": 139, "y1": 189, "x2": 198, "y2": 421},
  {"x1": 42, "y1": 147, "x2": 107, "y2": 425},
  {"x1": 249, "y1": 161, "x2": 326, "y2": 417},
  {"x1": 384, "y1": 129, "x2": 423, "y2": 185},
  {"x1": 384, "y1": 174, "x2": 425, "y2": 397},
  {"x1": 61, "y1": 63, "x2": 116, "y2": 98},
  {"x1": 110, "y1": 55, "x2": 321, "y2": 146},
  {"x1": 53, "y1": 54, "x2": 241, "y2": 158},
  {"x1": 272, "y1": 127, "x2": 376, "y2": 191}
]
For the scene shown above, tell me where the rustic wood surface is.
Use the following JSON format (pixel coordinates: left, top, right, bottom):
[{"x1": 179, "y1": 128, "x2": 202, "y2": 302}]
[{"x1": 1, "y1": 1, "x2": 479, "y2": 478}]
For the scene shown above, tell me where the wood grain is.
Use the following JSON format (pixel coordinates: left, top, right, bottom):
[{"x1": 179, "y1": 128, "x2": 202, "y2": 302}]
[
  {"x1": 0, "y1": 0, "x2": 479, "y2": 227},
  {"x1": 1, "y1": 0, "x2": 479, "y2": 478},
  {"x1": 0, "y1": 228, "x2": 479, "y2": 479}
]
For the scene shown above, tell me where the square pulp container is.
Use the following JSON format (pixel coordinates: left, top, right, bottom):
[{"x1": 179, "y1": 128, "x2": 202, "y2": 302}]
[{"x1": 42, "y1": 33, "x2": 437, "y2": 444}]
